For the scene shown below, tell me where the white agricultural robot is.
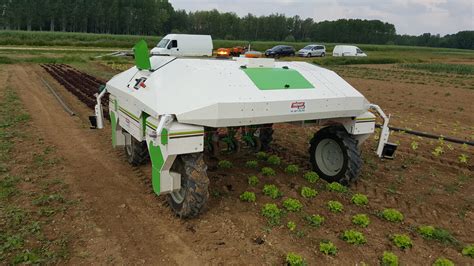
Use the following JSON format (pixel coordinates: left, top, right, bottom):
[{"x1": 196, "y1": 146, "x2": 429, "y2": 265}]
[{"x1": 92, "y1": 40, "x2": 396, "y2": 218}]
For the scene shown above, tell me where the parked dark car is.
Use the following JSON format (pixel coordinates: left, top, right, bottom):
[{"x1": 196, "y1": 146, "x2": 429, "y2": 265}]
[{"x1": 265, "y1": 45, "x2": 295, "y2": 57}]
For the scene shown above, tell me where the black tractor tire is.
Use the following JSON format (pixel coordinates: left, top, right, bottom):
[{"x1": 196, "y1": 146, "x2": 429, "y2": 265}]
[
  {"x1": 309, "y1": 126, "x2": 362, "y2": 185},
  {"x1": 123, "y1": 130, "x2": 149, "y2": 166},
  {"x1": 259, "y1": 124, "x2": 274, "y2": 151},
  {"x1": 168, "y1": 153, "x2": 209, "y2": 218}
]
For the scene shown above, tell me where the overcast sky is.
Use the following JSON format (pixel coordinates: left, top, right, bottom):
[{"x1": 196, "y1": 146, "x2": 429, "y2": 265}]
[{"x1": 170, "y1": 0, "x2": 473, "y2": 36}]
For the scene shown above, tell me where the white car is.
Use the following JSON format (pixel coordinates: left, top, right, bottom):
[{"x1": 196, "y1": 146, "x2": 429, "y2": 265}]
[
  {"x1": 150, "y1": 34, "x2": 213, "y2": 57},
  {"x1": 332, "y1": 45, "x2": 367, "y2": 57},
  {"x1": 298, "y1": 44, "x2": 326, "y2": 57}
]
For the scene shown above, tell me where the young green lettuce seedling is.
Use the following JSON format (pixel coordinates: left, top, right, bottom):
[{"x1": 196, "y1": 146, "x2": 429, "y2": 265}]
[
  {"x1": 285, "y1": 164, "x2": 299, "y2": 174},
  {"x1": 327, "y1": 200, "x2": 343, "y2": 213},
  {"x1": 303, "y1": 171, "x2": 319, "y2": 183},
  {"x1": 256, "y1": 151, "x2": 268, "y2": 160},
  {"x1": 283, "y1": 198, "x2": 303, "y2": 212},
  {"x1": 248, "y1": 175, "x2": 259, "y2": 186},
  {"x1": 391, "y1": 234, "x2": 412, "y2": 250},
  {"x1": 217, "y1": 160, "x2": 233, "y2": 169},
  {"x1": 381, "y1": 251, "x2": 398, "y2": 266},
  {"x1": 327, "y1": 182, "x2": 347, "y2": 193},
  {"x1": 262, "y1": 184, "x2": 282, "y2": 199},
  {"x1": 352, "y1": 214, "x2": 370, "y2": 228},
  {"x1": 285, "y1": 252, "x2": 306, "y2": 266},
  {"x1": 287, "y1": 221, "x2": 296, "y2": 231},
  {"x1": 319, "y1": 241, "x2": 337, "y2": 256},
  {"x1": 432, "y1": 258, "x2": 454, "y2": 266},
  {"x1": 418, "y1": 225, "x2": 457, "y2": 245},
  {"x1": 351, "y1": 193, "x2": 368, "y2": 206},
  {"x1": 342, "y1": 230, "x2": 366, "y2": 245},
  {"x1": 305, "y1": 214, "x2": 324, "y2": 227},
  {"x1": 462, "y1": 244, "x2": 474, "y2": 258},
  {"x1": 261, "y1": 167, "x2": 276, "y2": 176},
  {"x1": 245, "y1": 160, "x2": 258, "y2": 168},
  {"x1": 267, "y1": 155, "x2": 281, "y2": 165},
  {"x1": 381, "y1": 208, "x2": 404, "y2": 222},
  {"x1": 300, "y1": 187, "x2": 317, "y2": 198},
  {"x1": 261, "y1": 203, "x2": 282, "y2": 225},
  {"x1": 239, "y1": 191, "x2": 256, "y2": 202}
]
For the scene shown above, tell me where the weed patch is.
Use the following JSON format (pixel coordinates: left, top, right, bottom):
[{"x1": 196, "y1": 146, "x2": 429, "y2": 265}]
[{"x1": 418, "y1": 225, "x2": 458, "y2": 246}]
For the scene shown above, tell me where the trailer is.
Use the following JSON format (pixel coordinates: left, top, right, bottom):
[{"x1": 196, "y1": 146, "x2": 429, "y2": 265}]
[{"x1": 92, "y1": 40, "x2": 397, "y2": 218}]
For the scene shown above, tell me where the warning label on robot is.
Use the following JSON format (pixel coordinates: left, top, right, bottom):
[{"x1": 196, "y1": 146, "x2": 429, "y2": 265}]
[{"x1": 290, "y1": 101, "x2": 306, "y2": 113}]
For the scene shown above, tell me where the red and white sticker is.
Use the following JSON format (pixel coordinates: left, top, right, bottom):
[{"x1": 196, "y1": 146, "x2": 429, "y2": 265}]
[{"x1": 290, "y1": 101, "x2": 306, "y2": 113}]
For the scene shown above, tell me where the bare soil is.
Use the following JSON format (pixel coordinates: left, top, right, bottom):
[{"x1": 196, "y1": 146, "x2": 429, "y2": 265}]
[{"x1": 2, "y1": 63, "x2": 473, "y2": 265}]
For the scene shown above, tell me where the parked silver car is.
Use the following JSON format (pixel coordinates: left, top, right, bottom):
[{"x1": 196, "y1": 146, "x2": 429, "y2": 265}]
[{"x1": 298, "y1": 44, "x2": 326, "y2": 57}]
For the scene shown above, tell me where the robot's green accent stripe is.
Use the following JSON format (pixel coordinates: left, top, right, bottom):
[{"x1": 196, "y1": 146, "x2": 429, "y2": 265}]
[
  {"x1": 243, "y1": 68, "x2": 314, "y2": 90},
  {"x1": 161, "y1": 128, "x2": 168, "y2": 145},
  {"x1": 110, "y1": 111, "x2": 117, "y2": 147},
  {"x1": 356, "y1": 117, "x2": 375, "y2": 121},
  {"x1": 119, "y1": 107, "x2": 139, "y2": 122},
  {"x1": 169, "y1": 130, "x2": 204, "y2": 136},
  {"x1": 146, "y1": 122, "x2": 157, "y2": 130},
  {"x1": 148, "y1": 142, "x2": 164, "y2": 194}
]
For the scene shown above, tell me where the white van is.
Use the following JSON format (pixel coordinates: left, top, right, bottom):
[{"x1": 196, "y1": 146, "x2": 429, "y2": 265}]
[
  {"x1": 150, "y1": 34, "x2": 213, "y2": 57},
  {"x1": 332, "y1": 45, "x2": 367, "y2": 57}
]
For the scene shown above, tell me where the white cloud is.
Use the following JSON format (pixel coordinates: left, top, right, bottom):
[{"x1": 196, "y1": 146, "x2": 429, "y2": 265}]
[{"x1": 170, "y1": 0, "x2": 474, "y2": 35}]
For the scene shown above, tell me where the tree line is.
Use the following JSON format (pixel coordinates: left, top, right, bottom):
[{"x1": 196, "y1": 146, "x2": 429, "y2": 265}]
[{"x1": 0, "y1": 0, "x2": 472, "y2": 49}]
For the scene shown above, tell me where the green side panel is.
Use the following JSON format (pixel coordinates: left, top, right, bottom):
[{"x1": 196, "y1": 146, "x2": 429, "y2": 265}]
[
  {"x1": 133, "y1": 40, "x2": 151, "y2": 71},
  {"x1": 148, "y1": 142, "x2": 164, "y2": 194},
  {"x1": 110, "y1": 111, "x2": 117, "y2": 147},
  {"x1": 141, "y1": 113, "x2": 150, "y2": 137},
  {"x1": 243, "y1": 68, "x2": 314, "y2": 90},
  {"x1": 161, "y1": 128, "x2": 168, "y2": 145}
]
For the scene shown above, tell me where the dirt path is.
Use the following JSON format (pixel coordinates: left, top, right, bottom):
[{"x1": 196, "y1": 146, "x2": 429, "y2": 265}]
[{"x1": 9, "y1": 64, "x2": 204, "y2": 265}]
